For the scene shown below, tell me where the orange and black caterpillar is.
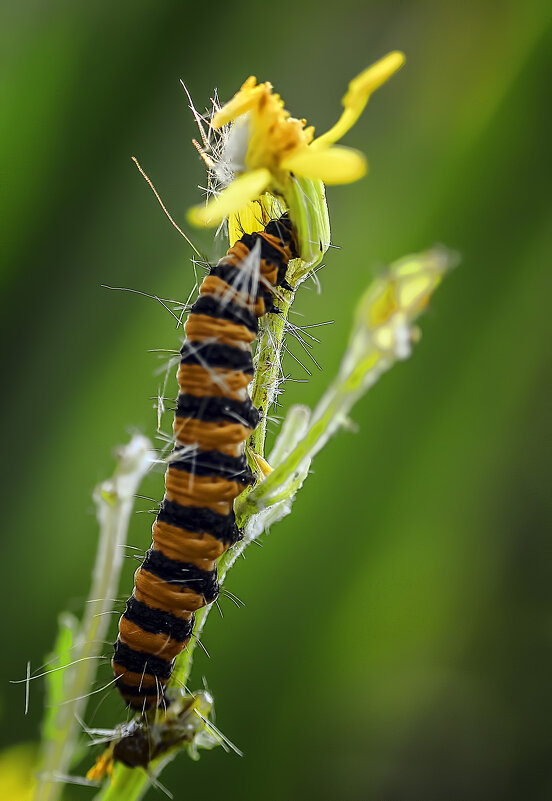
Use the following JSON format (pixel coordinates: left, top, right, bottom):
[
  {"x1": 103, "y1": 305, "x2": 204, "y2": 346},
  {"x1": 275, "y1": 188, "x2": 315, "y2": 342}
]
[{"x1": 112, "y1": 214, "x2": 297, "y2": 710}]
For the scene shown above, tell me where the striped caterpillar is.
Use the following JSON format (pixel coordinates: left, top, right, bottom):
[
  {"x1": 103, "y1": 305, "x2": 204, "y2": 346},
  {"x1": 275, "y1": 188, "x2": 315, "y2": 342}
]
[{"x1": 112, "y1": 214, "x2": 297, "y2": 710}]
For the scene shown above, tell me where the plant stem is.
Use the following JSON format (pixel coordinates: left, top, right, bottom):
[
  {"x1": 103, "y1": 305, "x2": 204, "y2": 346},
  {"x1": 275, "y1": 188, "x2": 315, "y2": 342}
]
[
  {"x1": 92, "y1": 759, "x2": 166, "y2": 801},
  {"x1": 34, "y1": 435, "x2": 153, "y2": 801},
  {"x1": 250, "y1": 288, "x2": 294, "y2": 456},
  {"x1": 241, "y1": 352, "x2": 384, "y2": 513}
]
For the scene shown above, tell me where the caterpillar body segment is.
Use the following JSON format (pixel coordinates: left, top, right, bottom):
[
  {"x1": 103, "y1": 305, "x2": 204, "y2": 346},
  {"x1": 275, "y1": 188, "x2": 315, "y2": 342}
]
[{"x1": 113, "y1": 215, "x2": 297, "y2": 710}]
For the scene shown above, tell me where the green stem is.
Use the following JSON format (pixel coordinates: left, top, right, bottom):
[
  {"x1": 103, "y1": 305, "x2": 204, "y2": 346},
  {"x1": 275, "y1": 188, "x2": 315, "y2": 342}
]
[
  {"x1": 34, "y1": 435, "x2": 153, "y2": 801},
  {"x1": 242, "y1": 352, "x2": 384, "y2": 513},
  {"x1": 93, "y1": 764, "x2": 153, "y2": 801},
  {"x1": 250, "y1": 288, "x2": 294, "y2": 456}
]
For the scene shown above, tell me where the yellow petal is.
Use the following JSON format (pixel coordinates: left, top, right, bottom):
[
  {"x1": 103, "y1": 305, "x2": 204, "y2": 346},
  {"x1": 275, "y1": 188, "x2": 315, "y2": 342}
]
[
  {"x1": 343, "y1": 51, "x2": 406, "y2": 109},
  {"x1": 281, "y1": 145, "x2": 367, "y2": 185},
  {"x1": 187, "y1": 168, "x2": 272, "y2": 227},
  {"x1": 212, "y1": 76, "x2": 266, "y2": 128},
  {"x1": 311, "y1": 51, "x2": 405, "y2": 150}
]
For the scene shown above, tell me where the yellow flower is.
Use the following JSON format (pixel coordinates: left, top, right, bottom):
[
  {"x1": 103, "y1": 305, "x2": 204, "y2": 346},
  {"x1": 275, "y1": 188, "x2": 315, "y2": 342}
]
[{"x1": 188, "y1": 52, "x2": 405, "y2": 269}]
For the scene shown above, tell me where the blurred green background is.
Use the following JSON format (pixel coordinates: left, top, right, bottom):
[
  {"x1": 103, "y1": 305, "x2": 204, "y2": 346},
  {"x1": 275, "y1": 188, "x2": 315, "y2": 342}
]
[{"x1": 2, "y1": 1, "x2": 551, "y2": 799}]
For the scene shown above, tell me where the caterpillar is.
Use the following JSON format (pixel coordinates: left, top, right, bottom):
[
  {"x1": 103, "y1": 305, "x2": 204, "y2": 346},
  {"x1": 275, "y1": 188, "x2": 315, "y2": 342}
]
[{"x1": 112, "y1": 214, "x2": 297, "y2": 710}]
